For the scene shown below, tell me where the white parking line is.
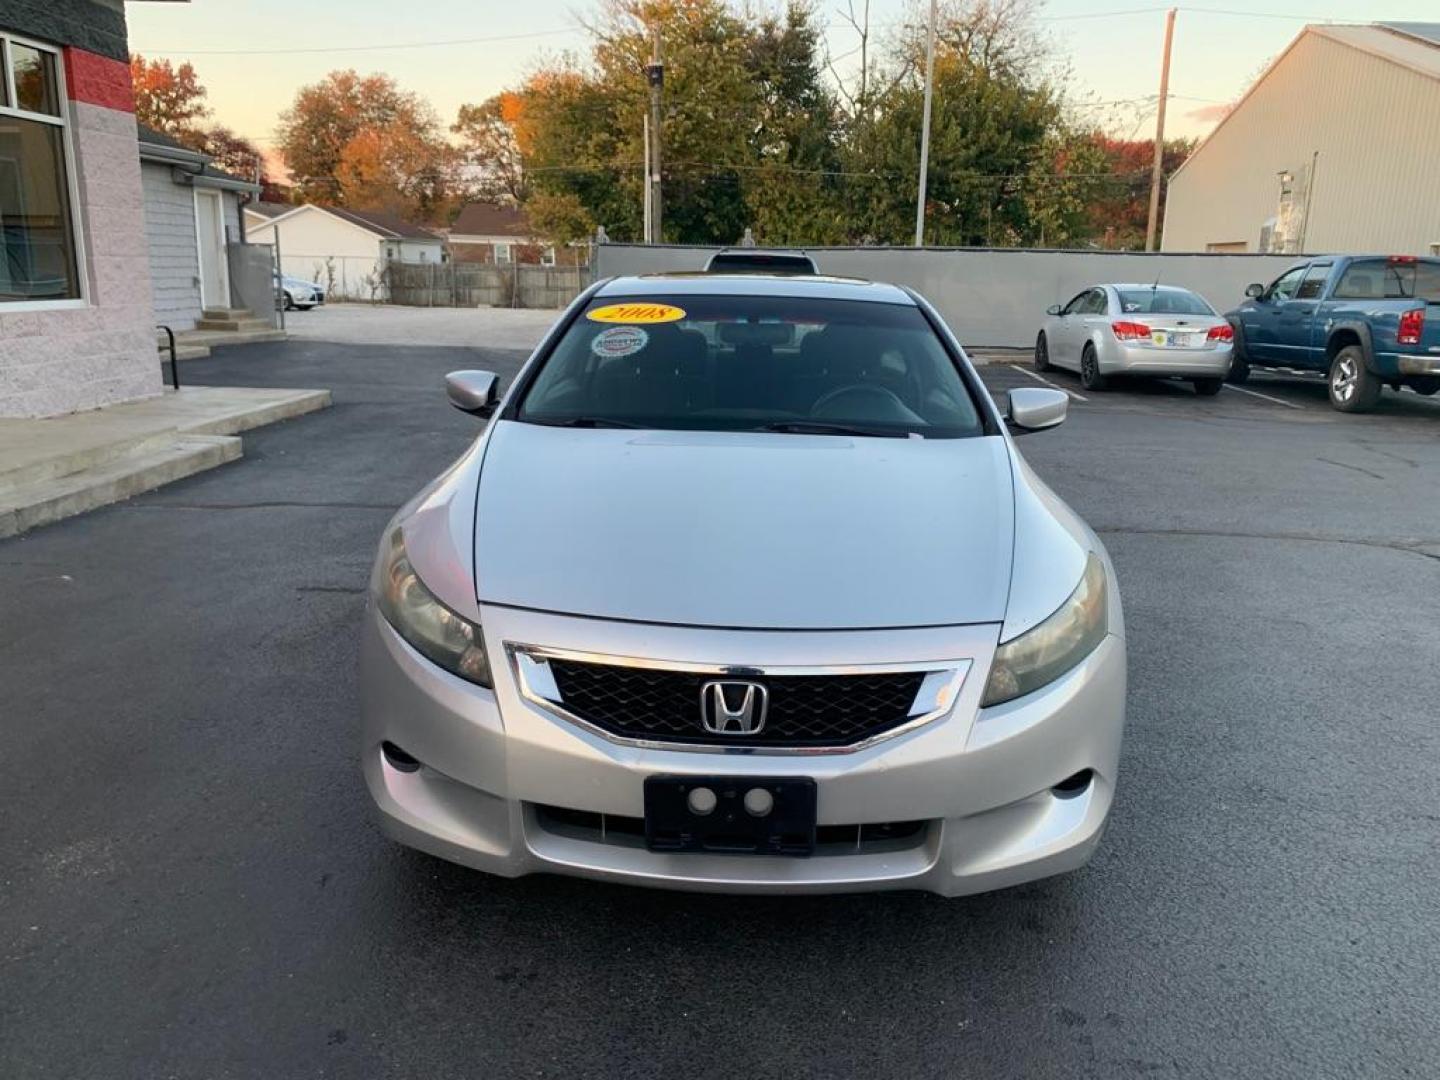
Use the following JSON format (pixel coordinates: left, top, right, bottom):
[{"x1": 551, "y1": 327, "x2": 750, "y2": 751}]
[
  {"x1": 1222, "y1": 383, "x2": 1304, "y2": 409},
  {"x1": 1008, "y1": 365, "x2": 1089, "y2": 402}
]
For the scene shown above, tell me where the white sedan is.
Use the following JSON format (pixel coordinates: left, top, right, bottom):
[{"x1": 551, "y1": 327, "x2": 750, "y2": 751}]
[{"x1": 1036, "y1": 284, "x2": 1234, "y2": 394}]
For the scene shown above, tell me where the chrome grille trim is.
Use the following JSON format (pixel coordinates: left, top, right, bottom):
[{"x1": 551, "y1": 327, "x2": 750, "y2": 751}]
[{"x1": 507, "y1": 643, "x2": 971, "y2": 756}]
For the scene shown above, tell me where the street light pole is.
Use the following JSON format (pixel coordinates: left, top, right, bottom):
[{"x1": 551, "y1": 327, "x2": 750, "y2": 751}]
[{"x1": 913, "y1": 0, "x2": 938, "y2": 247}]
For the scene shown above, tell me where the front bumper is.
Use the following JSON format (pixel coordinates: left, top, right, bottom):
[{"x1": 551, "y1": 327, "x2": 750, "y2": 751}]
[
  {"x1": 1100, "y1": 339, "x2": 1232, "y2": 377},
  {"x1": 360, "y1": 604, "x2": 1126, "y2": 897}
]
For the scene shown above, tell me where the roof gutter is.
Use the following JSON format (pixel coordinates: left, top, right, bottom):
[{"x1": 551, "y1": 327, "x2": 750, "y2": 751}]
[{"x1": 139, "y1": 142, "x2": 207, "y2": 167}]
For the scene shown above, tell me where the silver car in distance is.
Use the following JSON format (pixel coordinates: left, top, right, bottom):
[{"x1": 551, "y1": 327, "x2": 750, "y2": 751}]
[
  {"x1": 361, "y1": 273, "x2": 1127, "y2": 897},
  {"x1": 1036, "y1": 283, "x2": 1233, "y2": 395}
]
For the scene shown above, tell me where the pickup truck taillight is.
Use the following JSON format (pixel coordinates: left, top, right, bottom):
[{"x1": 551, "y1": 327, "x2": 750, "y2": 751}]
[
  {"x1": 1207, "y1": 324, "x2": 1234, "y2": 342},
  {"x1": 1111, "y1": 321, "x2": 1151, "y2": 341},
  {"x1": 1397, "y1": 307, "x2": 1425, "y2": 346}
]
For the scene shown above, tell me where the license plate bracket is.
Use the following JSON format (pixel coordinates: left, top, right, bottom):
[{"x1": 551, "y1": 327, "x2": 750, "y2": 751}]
[{"x1": 644, "y1": 775, "x2": 817, "y2": 856}]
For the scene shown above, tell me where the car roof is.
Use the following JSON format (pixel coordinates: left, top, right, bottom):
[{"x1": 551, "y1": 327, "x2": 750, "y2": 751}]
[
  {"x1": 594, "y1": 273, "x2": 915, "y2": 305},
  {"x1": 1104, "y1": 283, "x2": 1200, "y2": 292}
]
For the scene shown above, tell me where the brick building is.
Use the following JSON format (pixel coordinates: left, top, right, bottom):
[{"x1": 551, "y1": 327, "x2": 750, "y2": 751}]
[
  {"x1": 0, "y1": 0, "x2": 161, "y2": 417},
  {"x1": 448, "y1": 202, "x2": 584, "y2": 267}
]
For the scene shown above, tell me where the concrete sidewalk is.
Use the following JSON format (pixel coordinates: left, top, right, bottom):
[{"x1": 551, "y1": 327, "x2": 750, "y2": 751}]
[{"x1": 0, "y1": 386, "x2": 330, "y2": 537}]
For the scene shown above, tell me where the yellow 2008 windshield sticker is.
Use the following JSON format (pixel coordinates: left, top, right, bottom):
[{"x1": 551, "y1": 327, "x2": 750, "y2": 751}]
[{"x1": 587, "y1": 302, "x2": 686, "y2": 324}]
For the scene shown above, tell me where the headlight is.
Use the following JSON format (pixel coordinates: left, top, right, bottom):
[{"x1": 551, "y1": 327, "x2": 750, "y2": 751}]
[
  {"x1": 377, "y1": 528, "x2": 492, "y2": 687},
  {"x1": 982, "y1": 553, "x2": 1108, "y2": 707}
]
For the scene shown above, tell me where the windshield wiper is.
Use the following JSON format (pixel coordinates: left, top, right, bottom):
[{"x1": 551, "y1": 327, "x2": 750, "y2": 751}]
[
  {"x1": 526, "y1": 416, "x2": 644, "y2": 429},
  {"x1": 757, "y1": 421, "x2": 914, "y2": 439}
]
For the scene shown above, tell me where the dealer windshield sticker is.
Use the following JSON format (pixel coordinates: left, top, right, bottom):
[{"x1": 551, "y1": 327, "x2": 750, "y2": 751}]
[
  {"x1": 587, "y1": 302, "x2": 686, "y2": 324},
  {"x1": 591, "y1": 325, "x2": 649, "y2": 359}
]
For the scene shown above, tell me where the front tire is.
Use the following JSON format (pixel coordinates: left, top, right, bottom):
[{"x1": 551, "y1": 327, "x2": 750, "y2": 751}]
[
  {"x1": 1226, "y1": 322, "x2": 1250, "y2": 384},
  {"x1": 1035, "y1": 332, "x2": 1052, "y2": 372},
  {"x1": 1080, "y1": 344, "x2": 1107, "y2": 391},
  {"x1": 1328, "y1": 345, "x2": 1382, "y2": 413},
  {"x1": 1193, "y1": 377, "x2": 1223, "y2": 396},
  {"x1": 283, "y1": 294, "x2": 295, "y2": 311}
]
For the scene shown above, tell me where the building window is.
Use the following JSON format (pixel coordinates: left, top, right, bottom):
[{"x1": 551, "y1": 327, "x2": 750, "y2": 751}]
[
  {"x1": 541, "y1": 245, "x2": 556, "y2": 267},
  {"x1": 0, "y1": 34, "x2": 81, "y2": 305},
  {"x1": 494, "y1": 242, "x2": 512, "y2": 264}
]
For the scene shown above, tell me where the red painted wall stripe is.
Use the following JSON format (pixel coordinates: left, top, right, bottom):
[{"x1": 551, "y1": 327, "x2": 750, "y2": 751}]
[{"x1": 62, "y1": 48, "x2": 134, "y2": 113}]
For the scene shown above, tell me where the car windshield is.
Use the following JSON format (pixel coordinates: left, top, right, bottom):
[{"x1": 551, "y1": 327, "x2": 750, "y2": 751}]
[
  {"x1": 516, "y1": 294, "x2": 984, "y2": 438},
  {"x1": 1116, "y1": 288, "x2": 1214, "y2": 316}
]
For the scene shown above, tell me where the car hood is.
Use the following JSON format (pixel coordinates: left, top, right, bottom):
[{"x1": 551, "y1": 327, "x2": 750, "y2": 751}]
[{"x1": 474, "y1": 421, "x2": 1015, "y2": 630}]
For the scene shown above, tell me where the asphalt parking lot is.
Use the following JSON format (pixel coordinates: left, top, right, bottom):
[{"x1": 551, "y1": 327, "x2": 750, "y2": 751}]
[{"x1": 3, "y1": 339, "x2": 1438, "y2": 1078}]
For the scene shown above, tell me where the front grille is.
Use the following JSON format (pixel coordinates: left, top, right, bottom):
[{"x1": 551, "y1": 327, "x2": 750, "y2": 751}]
[{"x1": 546, "y1": 659, "x2": 926, "y2": 747}]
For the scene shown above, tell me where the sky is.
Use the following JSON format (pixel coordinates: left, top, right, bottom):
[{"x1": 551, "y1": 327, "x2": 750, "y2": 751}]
[{"x1": 126, "y1": 0, "x2": 1439, "y2": 154}]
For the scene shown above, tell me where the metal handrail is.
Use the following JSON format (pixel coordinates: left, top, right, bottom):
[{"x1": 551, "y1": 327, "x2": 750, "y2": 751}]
[{"x1": 157, "y1": 325, "x2": 179, "y2": 390}]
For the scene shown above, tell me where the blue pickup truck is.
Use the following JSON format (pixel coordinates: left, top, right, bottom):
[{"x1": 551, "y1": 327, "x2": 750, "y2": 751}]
[{"x1": 1225, "y1": 255, "x2": 1440, "y2": 412}]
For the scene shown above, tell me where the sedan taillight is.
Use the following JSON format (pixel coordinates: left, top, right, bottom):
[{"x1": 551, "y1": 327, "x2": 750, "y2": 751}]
[
  {"x1": 1398, "y1": 307, "x2": 1425, "y2": 346},
  {"x1": 1111, "y1": 321, "x2": 1151, "y2": 342},
  {"x1": 1207, "y1": 324, "x2": 1234, "y2": 342}
]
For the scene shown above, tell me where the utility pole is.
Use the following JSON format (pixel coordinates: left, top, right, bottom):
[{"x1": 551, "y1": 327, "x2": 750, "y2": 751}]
[
  {"x1": 645, "y1": 26, "x2": 664, "y2": 245},
  {"x1": 913, "y1": 0, "x2": 938, "y2": 247},
  {"x1": 1144, "y1": 7, "x2": 1177, "y2": 252},
  {"x1": 642, "y1": 113, "x2": 651, "y2": 244}
]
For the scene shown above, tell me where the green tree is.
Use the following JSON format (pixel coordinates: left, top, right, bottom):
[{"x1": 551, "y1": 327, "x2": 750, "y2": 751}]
[
  {"x1": 500, "y1": 1, "x2": 838, "y2": 244},
  {"x1": 842, "y1": 0, "x2": 1073, "y2": 245}
]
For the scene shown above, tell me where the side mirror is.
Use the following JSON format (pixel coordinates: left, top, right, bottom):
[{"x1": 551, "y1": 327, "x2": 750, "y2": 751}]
[
  {"x1": 1244, "y1": 283, "x2": 1265, "y2": 299},
  {"x1": 445, "y1": 370, "x2": 499, "y2": 417},
  {"x1": 1046, "y1": 304, "x2": 1062, "y2": 316},
  {"x1": 1006, "y1": 387, "x2": 1068, "y2": 434}
]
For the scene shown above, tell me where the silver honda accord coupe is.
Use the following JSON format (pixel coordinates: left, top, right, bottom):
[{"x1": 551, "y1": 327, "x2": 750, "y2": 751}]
[
  {"x1": 1036, "y1": 283, "x2": 1233, "y2": 394},
  {"x1": 361, "y1": 273, "x2": 1127, "y2": 896}
]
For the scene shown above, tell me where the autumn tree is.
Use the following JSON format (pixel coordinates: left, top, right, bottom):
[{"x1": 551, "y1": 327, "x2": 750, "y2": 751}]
[
  {"x1": 453, "y1": 92, "x2": 528, "y2": 203},
  {"x1": 130, "y1": 54, "x2": 211, "y2": 140},
  {"x1": 1081, "y1": 135, "x2": 1196, "y2": 249},
  {"x1": 276, "y1": 70, "x2": 463, "y2": 219}
]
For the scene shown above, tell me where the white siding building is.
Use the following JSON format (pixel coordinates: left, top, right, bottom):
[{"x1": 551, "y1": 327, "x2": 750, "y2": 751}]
[
  {"x1": 243, "y1": 204, "x2": 442, "y2": 301},
  {"x1": 137, "y1": 125, "x2": 255, "y2": 331},
  {"x1": 1162, "y1": 23, "x2": 1440, "y2": 257}
]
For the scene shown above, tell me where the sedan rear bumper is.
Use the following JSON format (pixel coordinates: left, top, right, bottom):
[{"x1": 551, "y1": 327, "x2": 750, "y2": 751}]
[
  {"x1": 1100, "y1": 339, "x2": 1232, "y2": 377},
  {"x1": 360, "y1": 603, "x2": 1127, "y2": 897}
]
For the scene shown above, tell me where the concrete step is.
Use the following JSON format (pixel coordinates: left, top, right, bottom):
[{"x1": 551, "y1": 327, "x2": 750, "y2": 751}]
[
  {"x1": 177, "y1": 328, "x2": 287, "y2": 349},
  {"x1": 201, "y1": 307, "x2": 254, "y2": 320},
  {"x1": 172, "y1": 388, "x2": 331, "y2": 437},
  {"x1": 158, "y1": 342, "x2": 212, "y2": 361},
  {"x1": 0, "y1": 434, "x2": 241, "y2": 539},
  {"x1": 0, "y1": 430, "x2": 164, "y2": 493},
  {"x1": 194, "y1": 316, "x2": 273, "y2": 333}
]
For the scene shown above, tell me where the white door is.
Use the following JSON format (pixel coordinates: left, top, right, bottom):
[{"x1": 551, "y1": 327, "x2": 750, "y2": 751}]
[{"x1": 194, "y1": 189, "x2": 229, "y2": 310}]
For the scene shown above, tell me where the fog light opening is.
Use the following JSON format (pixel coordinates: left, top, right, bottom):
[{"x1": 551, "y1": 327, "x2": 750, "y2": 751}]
[
  {"x1": 382, "y1": 741, "x2": 421, "y2": 774},
  {"x1": 1052, "y1": 769, "x2": 1093, "y2": 798}
]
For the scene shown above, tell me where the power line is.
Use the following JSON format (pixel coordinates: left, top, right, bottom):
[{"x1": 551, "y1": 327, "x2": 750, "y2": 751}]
[
  {"x1": 143, "y1": 3, "x2": 1330, "y2": 59},
  {"x1": 142, "y1": 27, "x2": 580, "y2": 57}
]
